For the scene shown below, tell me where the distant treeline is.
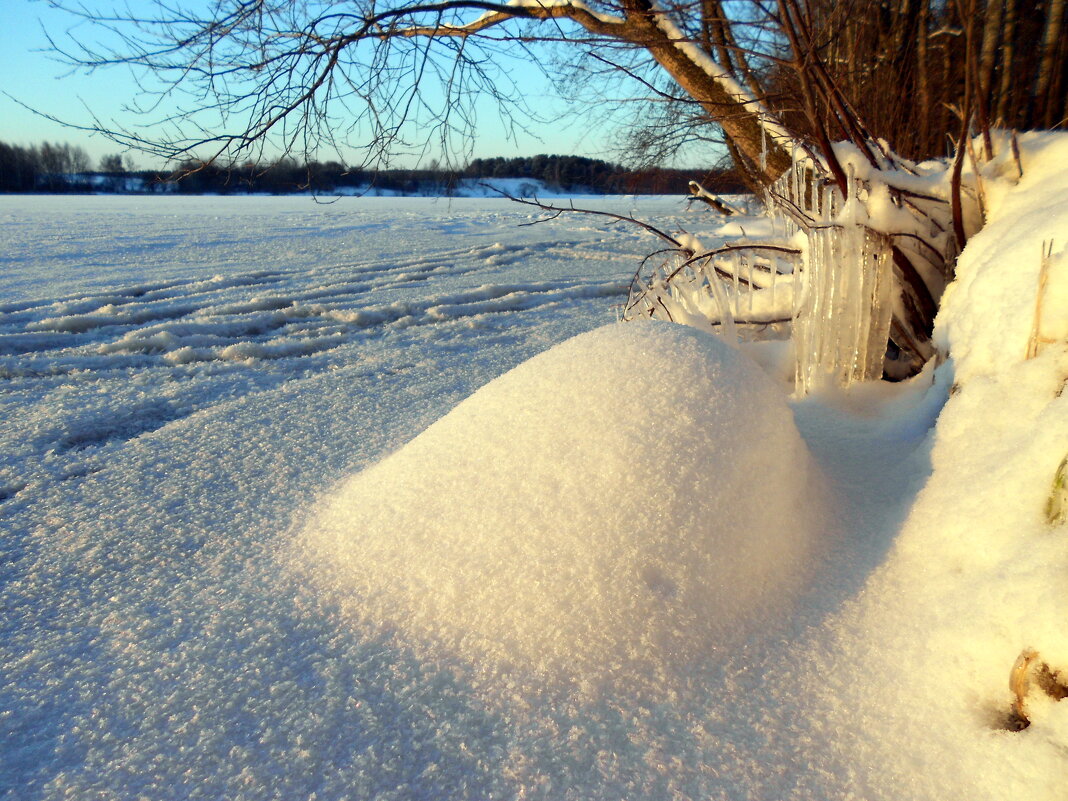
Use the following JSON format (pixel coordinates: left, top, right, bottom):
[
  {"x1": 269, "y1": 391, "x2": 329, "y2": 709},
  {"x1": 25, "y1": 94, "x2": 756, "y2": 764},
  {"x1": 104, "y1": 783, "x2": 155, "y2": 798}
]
[
  {"x1": 0, "y1": 141, "x2": 745, "y2": 196},
  {"x1": 1, "y1": 141, "x2": 97, "y2": 192}
]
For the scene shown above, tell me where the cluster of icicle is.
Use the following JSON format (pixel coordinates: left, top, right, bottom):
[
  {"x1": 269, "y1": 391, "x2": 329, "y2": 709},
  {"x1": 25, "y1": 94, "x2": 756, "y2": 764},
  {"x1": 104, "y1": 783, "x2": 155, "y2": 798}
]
[
  {"x1": 624, "y1": 151, "x2": 894, "y2": 396},
  {"x1": 621, "y1": 239, "x2": 798, "y2": 341},
  {"x1": 774, "y1": 157, "x2": 895, "y2": 395}
]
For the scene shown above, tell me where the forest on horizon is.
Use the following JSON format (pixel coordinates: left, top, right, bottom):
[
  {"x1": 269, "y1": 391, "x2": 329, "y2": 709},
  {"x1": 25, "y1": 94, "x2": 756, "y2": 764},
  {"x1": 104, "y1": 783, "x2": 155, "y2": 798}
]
[{"x1": 0, "y1": 141, "x2": 742, "y2": 196}]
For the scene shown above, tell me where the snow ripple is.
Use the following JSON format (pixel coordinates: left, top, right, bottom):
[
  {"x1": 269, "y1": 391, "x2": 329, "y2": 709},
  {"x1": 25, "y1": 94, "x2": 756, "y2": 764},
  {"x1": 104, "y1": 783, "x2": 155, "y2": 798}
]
[
  {"x1": 2, "y1": 247, "x2": 627, "y2": 371},
  {"x1": 0, "y1": 205, "x2": 641, "y2": 525}
]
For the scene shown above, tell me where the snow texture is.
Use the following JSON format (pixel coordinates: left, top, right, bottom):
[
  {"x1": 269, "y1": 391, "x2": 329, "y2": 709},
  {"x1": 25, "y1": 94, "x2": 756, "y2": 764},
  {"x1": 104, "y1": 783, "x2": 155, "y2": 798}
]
[
  {"x1": 4, "y1": 135, "x2": 1068, "y2": 801},
  {"x1": 935, "y1": 133, "x2": 1068, "y2": 382},
  {"x1": 303, "y1": 322, "x2": 828, "y2": 690}
]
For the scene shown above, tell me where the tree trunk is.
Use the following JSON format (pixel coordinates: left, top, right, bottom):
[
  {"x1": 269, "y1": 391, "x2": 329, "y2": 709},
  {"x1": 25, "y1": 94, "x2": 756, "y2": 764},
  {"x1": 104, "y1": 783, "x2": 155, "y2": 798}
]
[
  {"x1": 917, "y1": 0, "x2": 931, "y2": 151},
  {"x1": 977, "y1": 0, "x2": 1004, "y2": 155},
  {"x1": 619, "y1": 5, "x2": 794, "y2": 182},
  {"x1": 995, "y1": 0, "x2": 1017, "y2": 124},
  {"x1": 1035, "y1": 0, "x2": 1066, "y2": 126}
]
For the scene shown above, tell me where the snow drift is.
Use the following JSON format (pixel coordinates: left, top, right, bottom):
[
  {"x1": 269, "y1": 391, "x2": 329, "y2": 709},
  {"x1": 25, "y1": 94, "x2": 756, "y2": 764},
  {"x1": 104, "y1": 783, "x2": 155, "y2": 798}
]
[
  {"x1": 303, "y1": 321, "x2": 829, "y2": 687},
  {"x1": 797, "y1": 133, "x2": 1068, "y2": 799}
]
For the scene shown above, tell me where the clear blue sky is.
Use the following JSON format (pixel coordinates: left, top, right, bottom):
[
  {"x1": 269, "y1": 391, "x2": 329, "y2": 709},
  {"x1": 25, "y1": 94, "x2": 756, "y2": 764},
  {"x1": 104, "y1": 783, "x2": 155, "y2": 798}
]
[{"x1": 0, "y1": 0, "x2": 627, "y2": 169}]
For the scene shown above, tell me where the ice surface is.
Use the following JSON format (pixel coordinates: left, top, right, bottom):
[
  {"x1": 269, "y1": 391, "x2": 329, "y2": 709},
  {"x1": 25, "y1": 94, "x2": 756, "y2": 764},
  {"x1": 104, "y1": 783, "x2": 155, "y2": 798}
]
[{"x1": 301, "y1": 322, "x2": 828, "y2": 690}]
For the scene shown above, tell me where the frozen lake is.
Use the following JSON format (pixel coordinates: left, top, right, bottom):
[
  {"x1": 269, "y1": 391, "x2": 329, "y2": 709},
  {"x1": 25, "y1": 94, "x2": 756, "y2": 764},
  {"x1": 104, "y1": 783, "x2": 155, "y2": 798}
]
[
  {"x1": 4, "y1": 194, "x2": 760, "y2": 799},
  {"x1": 4, "y1": 188, "x2": 1061, "y2": 801},
  {"x1": 0, "y1": 195, "x2": 682, "y2": 507}
]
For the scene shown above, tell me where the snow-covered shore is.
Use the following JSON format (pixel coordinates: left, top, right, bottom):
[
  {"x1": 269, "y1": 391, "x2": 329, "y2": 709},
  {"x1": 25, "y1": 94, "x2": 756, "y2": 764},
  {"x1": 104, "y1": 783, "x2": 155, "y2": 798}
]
[{"x1": 3, "y1": 135, "x2": 1067, "y2": 800}]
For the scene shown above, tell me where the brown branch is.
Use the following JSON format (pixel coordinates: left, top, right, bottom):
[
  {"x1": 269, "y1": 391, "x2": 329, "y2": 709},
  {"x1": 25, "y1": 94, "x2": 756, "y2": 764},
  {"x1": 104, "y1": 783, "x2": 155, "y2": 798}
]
[
  {"x1": 664, "y1": 244, "x2": 800, "y2": 284},
  {"x1": 493, "y1": 188, "x2": 684, "y2": 248},
  {"x1": 950, "y1": 112, "x2": 970, "y2": 250}
]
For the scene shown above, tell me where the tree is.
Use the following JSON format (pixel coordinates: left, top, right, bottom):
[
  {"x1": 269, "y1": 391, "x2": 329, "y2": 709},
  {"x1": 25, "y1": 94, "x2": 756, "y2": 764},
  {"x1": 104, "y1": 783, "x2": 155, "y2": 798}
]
[
  {"x1": 99, "y1": 154, "x2": 125, "y2": 173},
  {"x1": 0, "y1": 142, "x2": 41, "y2": 192},
  {"x1": 46, "y1": 0, "x2": 1067, "y2": 382},
  {"x1": 48, "y1": 0, "x2": 798, "y2": 179},
  {"x1": 38, "y1": 141, "x2": 71, "y2": 177},
  {"x1": 68, "y1": 144, "x2": 91, "y2": 174}
]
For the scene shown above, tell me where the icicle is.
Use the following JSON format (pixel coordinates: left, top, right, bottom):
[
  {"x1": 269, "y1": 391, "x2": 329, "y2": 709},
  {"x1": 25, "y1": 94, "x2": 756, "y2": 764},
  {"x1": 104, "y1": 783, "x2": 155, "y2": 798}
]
[
  {"x1": 789, "y1": 159, "x2": 804, "y2": 218},
  {"x1": 768, "y1": 255, "x2": 777, "y2": 309},
  {"x1": 812, "y1": 168, "x2": 821, "y2": 220},
  {"x1": 790, "y1": 145, "x2": 799, "y2": 209},
  {"x1": 746, "y1": 256, "x2": 755, "y2": 317},
  {"x1": 845, "y1": 162, "x2": 856, "y2": 222},
  {"x1": 861, "y1": 230, "x2": 893, "y2": 381},
  {"x1": 793, "y1": 221, "x2": 893, "y2": 395},
  {"x1": 759, "y1": 120, "x2": 768, "y2": 173},
  {"x1": 704, "y1": 256, "x2": 737, "y2": 343},
  {"x1": 731, "y1": 252, "x2": 740, "y2": 317}
]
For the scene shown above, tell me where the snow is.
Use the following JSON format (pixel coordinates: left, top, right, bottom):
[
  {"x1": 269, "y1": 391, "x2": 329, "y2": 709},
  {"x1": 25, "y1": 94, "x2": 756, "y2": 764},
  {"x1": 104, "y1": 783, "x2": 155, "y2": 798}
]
[
  {"x1": 302, "y1": 322, "x2": 828, "y2": 691},
  {"x1": 934, "y1": 132, "x2": 1068, "y2": 383},
  {"x1": 4, "y1": 134, "x2": 1068, "y2": 800}
]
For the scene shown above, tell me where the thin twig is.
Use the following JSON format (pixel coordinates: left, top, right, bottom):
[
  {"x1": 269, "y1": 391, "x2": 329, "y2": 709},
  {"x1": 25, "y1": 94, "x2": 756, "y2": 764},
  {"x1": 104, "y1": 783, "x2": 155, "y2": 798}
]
[
  {"x1": 1011, "y1": 131, "x2": 1024, "y2": 180},
  {"x1": 488, "y1": 186, "x2": 684, "y2": 249}
]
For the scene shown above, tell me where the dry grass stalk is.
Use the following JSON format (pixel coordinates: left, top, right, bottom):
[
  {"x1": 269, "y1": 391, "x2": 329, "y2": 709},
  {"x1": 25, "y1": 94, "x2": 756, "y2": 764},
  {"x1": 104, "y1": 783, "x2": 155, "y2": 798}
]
[
  {"x1": 964, "y1": 135, "x2": 988, "y2": 224},
  {"x1": 1046, "y1": 455, "x2": 1068, "y2": 526},
  {"x1": 1026, "y1": 240, "x2": 1055, "y2": 359},
  {"x1": 1011, "y1": 131, "x2": 1024, "y2": 180}
]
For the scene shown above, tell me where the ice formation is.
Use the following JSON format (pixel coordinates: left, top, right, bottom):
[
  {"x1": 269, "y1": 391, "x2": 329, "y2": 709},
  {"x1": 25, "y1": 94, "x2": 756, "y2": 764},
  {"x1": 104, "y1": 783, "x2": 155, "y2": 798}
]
[
  {"x1": 793, "y1": 223, "x2": 894, "y2": 393},
  {"x1": 302, "y1": 321, "x2": 829, "y2": 688},
  {"x1": 627, "y1": 160, "x2": 899, "y2": 396}
]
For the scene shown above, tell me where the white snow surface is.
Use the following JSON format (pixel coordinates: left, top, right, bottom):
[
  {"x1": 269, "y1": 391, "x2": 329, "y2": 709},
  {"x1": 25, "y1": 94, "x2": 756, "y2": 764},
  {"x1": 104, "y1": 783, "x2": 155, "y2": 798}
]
[
  {"x1": 3, "y1": 146, "x2": 1068, "y2": 801},
  {"x1": 303, "y1": 322, "x2": 828, "y2": 690}
]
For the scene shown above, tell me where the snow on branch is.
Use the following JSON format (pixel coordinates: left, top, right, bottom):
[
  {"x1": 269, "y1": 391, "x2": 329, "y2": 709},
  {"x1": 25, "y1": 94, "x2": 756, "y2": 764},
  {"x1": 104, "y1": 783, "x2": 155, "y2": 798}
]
[
  {"x1": 391, "y1": 0, "x2": 626, "y2": 38},
  {"x1": 644, "y1": 1, "x2": 794, "y2": 149},
  {"x1": 687, "y1": 181, "x2": 741, "y2": 215}
]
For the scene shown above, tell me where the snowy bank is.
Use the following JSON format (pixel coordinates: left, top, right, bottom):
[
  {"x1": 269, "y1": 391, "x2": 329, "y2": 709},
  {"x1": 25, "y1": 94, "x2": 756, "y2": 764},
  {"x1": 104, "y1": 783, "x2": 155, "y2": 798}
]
[
  {"x1": 303, "y1": 322, "x2": 829, "y2": 690},
  {"x1": 299, "y1": 132, "x2": 1068, "y2": 797},
  {"x1": 780, "y1": 132, "x2": 1068, "y2": 799}
]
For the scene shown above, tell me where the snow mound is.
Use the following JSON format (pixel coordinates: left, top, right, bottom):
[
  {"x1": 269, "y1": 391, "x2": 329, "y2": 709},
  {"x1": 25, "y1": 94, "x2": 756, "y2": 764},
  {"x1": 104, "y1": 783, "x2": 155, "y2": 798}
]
[
  {"x1": 303, "y1": 322, "x2": 828, "y2": 686},
  {"x1": 935, "y1": 132, "x2": 1068, "y2": 383}
]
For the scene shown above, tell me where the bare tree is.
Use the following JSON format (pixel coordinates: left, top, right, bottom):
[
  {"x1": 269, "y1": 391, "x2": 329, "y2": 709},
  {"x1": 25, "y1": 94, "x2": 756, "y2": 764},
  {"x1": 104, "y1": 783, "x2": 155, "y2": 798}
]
[
  {"x1": 38, "y1": 141, "x2": 71, "y2": 176},
  {"x1": 99, "y1": 154, "x2": 125, "y2": 173},
  {"x1": 43, "y1": 0, "x2": 1068, "y2": 382},
  {"x1": 48, "y1": 0, "x2": 799, "y2": 178}
]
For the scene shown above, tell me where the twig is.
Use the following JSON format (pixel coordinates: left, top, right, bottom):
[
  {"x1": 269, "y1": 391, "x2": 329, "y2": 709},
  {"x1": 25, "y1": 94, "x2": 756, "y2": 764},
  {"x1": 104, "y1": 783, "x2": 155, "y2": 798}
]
[
  {"x1": 1009, "y1": 649, "x2": 1039, "y2": 729},
  {"x1": 1011, "y1": 131, "x2": 1024, "y2": 180},
  {"x1": 950, "y1": 114, "x2": 971, "y2": 250},
  {"x1": 964, "y1": 134, "x2": 988, "y2": 223},
  {"x1": 486, "y1": 186, "x2": 684, "y2": 250},
  {"x1": 625, "y1": 249, "x2": 680, "y2": 314},
  {"x1": 663, "y1": 244, "x2": 800, "y2": 285}
]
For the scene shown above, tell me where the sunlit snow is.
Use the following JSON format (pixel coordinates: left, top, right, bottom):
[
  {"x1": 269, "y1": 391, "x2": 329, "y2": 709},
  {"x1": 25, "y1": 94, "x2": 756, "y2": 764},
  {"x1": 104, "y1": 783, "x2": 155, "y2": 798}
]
[
  {"x1": 303, "y1": 322, "x2": 828, "y2": 690},
  {"x1": 3, "y1": 144, "x2": 1068, "y2": 801}
]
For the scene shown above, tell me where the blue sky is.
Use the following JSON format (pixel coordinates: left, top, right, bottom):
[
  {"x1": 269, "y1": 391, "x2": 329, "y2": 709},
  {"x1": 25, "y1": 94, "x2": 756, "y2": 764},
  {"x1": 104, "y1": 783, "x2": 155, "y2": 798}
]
[{"x1": 0, "y1": 1, "x2": 621, "y2": 169}]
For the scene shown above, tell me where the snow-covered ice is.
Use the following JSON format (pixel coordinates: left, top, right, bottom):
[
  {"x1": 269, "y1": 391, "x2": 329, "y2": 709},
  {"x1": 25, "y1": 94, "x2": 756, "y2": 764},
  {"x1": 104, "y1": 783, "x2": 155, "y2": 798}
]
[
  {"x1": 303, "y1": 322, "x2": 828, "y2": 690},
  {"x1": 3, "y1": 141, "x2": 1068, "y2": 801}
]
